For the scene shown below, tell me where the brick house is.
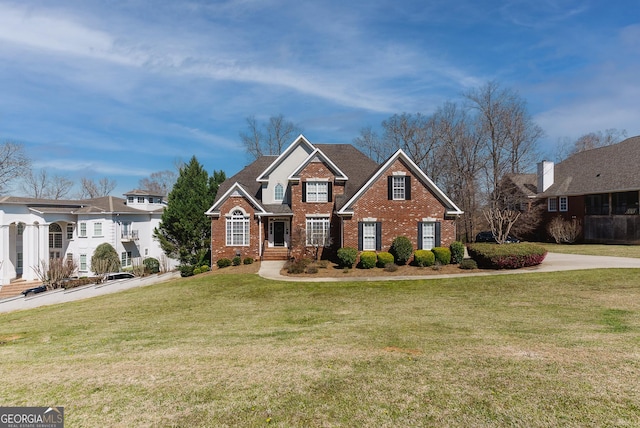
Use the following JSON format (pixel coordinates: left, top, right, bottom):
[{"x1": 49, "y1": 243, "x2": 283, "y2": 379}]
[
  {"x1": 506, "y1": 135, "x2": 640, "y2": 243},
  {"x1": 206, "y1": 135, "x2": 463, "y2": 262}
]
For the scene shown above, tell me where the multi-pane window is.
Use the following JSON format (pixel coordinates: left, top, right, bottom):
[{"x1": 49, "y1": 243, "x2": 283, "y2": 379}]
[
  {"x1": 138, "y1": 197, "x2": 145, "y2": 203},
  {"x1": 274, "y1": 183, "x2": 284, "y2": 201},
  {"x1": 127, "y1": 196, "x2": 134, "y2": 203},
  {"x1": 226, "y1": 210, "x2": 250, "y2": 246},
  {"x1": 422, "y1": 222, "x2": 436, "y2": 250},
  {"x1": 392, "y1": 176, "x2": 405, "y2": 200},
  {"x1": 94, "y1": 222, "x2": 102, "y2": 237},
  {"x1": 306, "y1": 181, "x2": 328, "y2": 203},
  {"x1": 17, "y1": 223, "x2": 24, "y2": 235},
  {"x1": 548, "y1": 198, "x2": 558, "y2": 212},
  {"x1": 559, "y1": 196, "x2": 568, "y2": 212},
  {"x1": 362, "y1": 222, "x2": 377, "y2": 251},
  {"x1": 66, "y1": 224, "x2": 74, "y2": 239},
  {"x1": 306, "y1": 217, "x2": 330, "y2": 246},
  {"x1": 80, "y1": 254, "x2": 87, "y2": 271},
  {"x1": 121, "y1": 251, "x2": 132, "y2": 267},
  {"x1": 79, "y1": 222, "x2": 87, "y2": 237},
  {"x1": 49, "y1": 223, "x2": 62, "y2": 248}
]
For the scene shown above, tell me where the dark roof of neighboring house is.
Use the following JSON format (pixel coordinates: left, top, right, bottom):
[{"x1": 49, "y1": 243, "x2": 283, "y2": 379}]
[
  {"x1": 212, "y1": 144, "x2": 379, "y2": 212},
  {"x1": 0, "y1": 195, "x2": 164, "y2": 214},
  {"x1": 544, "y1": 136, "x2": 640, "y2": 196},
  {"x1": 504, "y1": 173, "x2": 538, "y2": 198}
]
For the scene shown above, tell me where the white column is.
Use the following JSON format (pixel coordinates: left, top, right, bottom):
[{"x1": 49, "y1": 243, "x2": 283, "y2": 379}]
[
  {"x1": 22, "y1": 224, "x2": 37, "y2": 282},
  {"x1": 0, "y1": 225, "x2": 12, "y2": 285}
]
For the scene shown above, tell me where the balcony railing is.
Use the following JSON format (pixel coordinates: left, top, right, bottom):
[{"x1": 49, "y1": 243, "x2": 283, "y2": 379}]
[{"x1": 121, "y1": 230, "x2": 139, "y2": 241}]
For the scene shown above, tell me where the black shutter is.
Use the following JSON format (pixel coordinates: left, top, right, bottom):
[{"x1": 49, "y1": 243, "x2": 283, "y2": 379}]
[
  {"x1": 376, "y1": 222, "x2": 382, "y2": 251},
  {"x1": 417, "y1": 222, "x2": 423, "y2": 250},
  {"x1": 405, "y1": 176, "x2": 411, "y2": 200},
  {"x1": 435, "y1": 222, "x2": 441, "y2": 248},
  {"x1": 328, "y1": 182, "x2": 333, "y2": 202},
  {"x1": 358, "y1": 222, "x2": 363, "y2": 251},
  {"x1": 387, "y1": 176, "x2": 393, "y2": 200},
  {"x1": 302, "y1": 182, "x2": 307, "y2": 202}
]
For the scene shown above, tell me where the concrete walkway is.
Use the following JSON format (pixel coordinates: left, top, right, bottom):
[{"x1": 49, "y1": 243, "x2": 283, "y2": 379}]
[
  {"x1": 258, "y1": 252, "x2": 640, "y2": 282},
  {"x1": 0, "y1": 271, "x2": 181, "y2": 314}
]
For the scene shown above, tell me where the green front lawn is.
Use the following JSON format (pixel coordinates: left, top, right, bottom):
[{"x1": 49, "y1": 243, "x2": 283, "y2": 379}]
[
  {"x1": 541, "y1": 243, "x2": 640, "y2": 258},
  {"x1": 1, "y1": 270, "x2": 639, "y2": 426}
]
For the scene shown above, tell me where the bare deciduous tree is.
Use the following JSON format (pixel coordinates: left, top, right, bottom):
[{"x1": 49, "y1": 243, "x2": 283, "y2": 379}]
[
  {"x1": 21, "y1": 169, "x2": 74, "y2": 199},
  {"x1": 139, "y1": 170, "x2": 177, "y2": 196},
  {"x1": 0, "y1": 141, "x2": 30, "y2": 194},
  {"x1": 483, "y1": 207, "x2": 521, "y2": 244},
  {"x1": 240, "y1": 114, "x2": 302, "y2": 159},
  {"x1": 79, "y1": 177, "x2": 117, "y2": 199},
  {"x1": 32, "y1": 257, "x2": 77, "y2": 289}
]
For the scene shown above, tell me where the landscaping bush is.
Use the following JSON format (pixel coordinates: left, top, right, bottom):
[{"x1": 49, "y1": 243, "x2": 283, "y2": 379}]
[
  {"x1": 467, "y1": 243, "x2": 547, "y2": 269},
  {"x1": 359, "y1": 251, "x2": 377, "y2": 269},
  {"x1": 306, "y1": 265, "x2": 319, "y2": 274},
  {"x1": 459, "y1": 259, "x2": 478, "y2": 270},
  {"x1": 216, "y1": 258, "x2": 232, "y2": 269},
  {"x1": 243, "y1": 257, "x2": 254, "y2": 265},
  {"x1": 432, "y1": 247, "x2": 451, "y2": 265},
  {"x1": 337, "y1": 247, "x2": 358, "y2": 268},
  {"x1": 232, "y1": 256, "x2": 242, "y2": 266},
  {"x1": 450, "y1": 241, "x2": 465, "y2": 264},
  {"x1": 91, "y1": 243, "x2": 121, "y2": 276},
  {"x1": 413, "y1": 249, "x2": 435, "y2": 267},
  {"x1": 316, "y1": 260, "x2": 329, "y2": 269},
  {"x1": 384, "y1": 263, "x2": 398, "y2": 272},
  {"x1": 179, "y1": 264, "x2": 195, "y2": 277},
  {"x1": 376, "y1": 252, "x2": 394, "y2": 268},
  {"x1": 199, "y1": 264, "x2": 210, "y2": 272},
  {"x1": 287, "y1": 258, "x2": 312, "y2": 274},
  {"x1": 390, "y1": 236, "x2": 413, "y2": 265},
  {"x1": 143, "y1": 257, "x2": 160, "y2": 274},
  {"x1": 193, "y1": 267, "x2": 202, "y2": 275}
]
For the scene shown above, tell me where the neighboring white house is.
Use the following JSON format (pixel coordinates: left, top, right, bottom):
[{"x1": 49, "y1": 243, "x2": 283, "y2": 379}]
[{"x1": 0, "y1": 190, "x2": 177, "y2": 286}]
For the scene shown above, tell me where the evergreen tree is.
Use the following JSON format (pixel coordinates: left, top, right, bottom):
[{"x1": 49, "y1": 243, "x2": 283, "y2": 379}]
[
  {"x1": 154, "y1": 157, "x2": 223, "y2": 266},
  {"x1": 91, "y1": 243, "x2": 121, "y2": 275}
]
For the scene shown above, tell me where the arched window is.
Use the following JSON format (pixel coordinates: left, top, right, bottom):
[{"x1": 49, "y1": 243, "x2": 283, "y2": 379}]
[
  {"x1": 226, "y1": 209, "x2": 250, "y2": 246},
  {"x1": 49, "y1": 223, "x2": 63, "y2": 249},
  {"x1": 274, "y1": 183, "x2": 284, "y2": 201}
]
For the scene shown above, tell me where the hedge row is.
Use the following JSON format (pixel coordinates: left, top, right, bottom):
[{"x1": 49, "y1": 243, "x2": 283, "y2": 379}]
[{"x1": 466, "y1": 243, "x2": 547, "y2": 269}]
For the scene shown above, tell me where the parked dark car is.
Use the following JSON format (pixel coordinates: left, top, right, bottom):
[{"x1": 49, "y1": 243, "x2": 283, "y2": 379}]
[
  {"x1": 105, "y1": 272, "x2": 135, "y2": 281},
  {"x1": 475, "y1": 231, "x2": 520, "y2": 243},
  {"x1": 21, "y1": 285, "x2": 47, "y2": 296}
]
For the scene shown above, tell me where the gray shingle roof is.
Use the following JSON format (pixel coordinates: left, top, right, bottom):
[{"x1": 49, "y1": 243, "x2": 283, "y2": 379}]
[{"x1": 544, "y1": 136, "x2": 640, "y2": 196}]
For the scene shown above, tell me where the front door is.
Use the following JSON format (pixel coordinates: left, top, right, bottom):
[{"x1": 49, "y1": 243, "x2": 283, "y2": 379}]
[{"x1": 274, "y1": 222, "x2": 285, "y2": 247}]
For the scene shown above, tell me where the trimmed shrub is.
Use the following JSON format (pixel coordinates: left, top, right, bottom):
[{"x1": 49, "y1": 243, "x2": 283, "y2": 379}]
[
  {"x1": 179, "y1": 264, "x2": 195, "y2": 277},
  {"x1": 232, "y1": 256, "x2": 242, "y2": 266},
  {"x1": 459, "y1": 259, "x2": 478, "y2": 270},
  {"x1": 376, "y1": 252, "x2": 394, "y2": 268},
  {"x1": 243, "y1": 257, "x2": 254, "y2": 265},
  {"x1": 216, "y1": 258, "x2": 232, "y2": 268},
  {"x1": 450, "y1": 241, "x2": 465, "y2": 264},
  {"x1": 199, "y1": 265, "x2": 210, "y2": 272},
  {"x1": 143, "y1": 257, "x2": 160, "y2": 274},
  {"x1": 432, "y1": 247, "x2": 452, "y2": 265},
  {"x1": 193, "y1": 267, "x2": 202, "y2": 275},
  {"x1": 306, "y1": 265, "x2": 319, "y2": 274},
  {"x1": 91, "y1": 243, "x2": 121, "y2": 275},
  {"x1": 413, "y1": 249, "x2": 435, "y2": 267},
  {"x1": 359, "y1": 251, "x2": 377, "y2": 269},
  {"x1": 390, "y1": 236, "x2": 413, "y2": 265},
  {"x1": 467, "y1": 243, "x2": 547, "y2": 269},
  {"x1": 337, "y1": 247, "x2": 358, "y2": 268}
]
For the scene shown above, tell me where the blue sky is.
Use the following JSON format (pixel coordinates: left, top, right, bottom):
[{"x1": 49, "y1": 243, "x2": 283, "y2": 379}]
[{"x1": 1, "y1": 0, "x2": 639, "y2": 197}]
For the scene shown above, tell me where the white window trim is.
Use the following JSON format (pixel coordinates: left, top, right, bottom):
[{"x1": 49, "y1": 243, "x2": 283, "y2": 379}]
[
  {"x1": 93, "y1": 222, "x2": 103, "y2": 237},
  {"x1": 422, "y1": 222, "x2": 436, "y2": 250},
  {"x1": 392, "y1": 176, "x2": 405, "y2": 200},
  {"x1": 306, "y1": 181, "x2": 328, "y2": 203},
  {"x1": 306, "y1": 217, "x2": 330, "y2": 246},
  {"x1": 274, "y1": 183, "x2": 284, "y2": 201},
  {"x1": 362, "y1": 222, "x2": 376, "y2": 251},
  {"x1": 79, "y1": 222, "x2": 87, "y2": 238},
  {"x1": 226, "y1": 209, "x2": 250, "y2": 246},
  {"x1": 559, "y1": 196, "x2": 568, "y2": 212}
]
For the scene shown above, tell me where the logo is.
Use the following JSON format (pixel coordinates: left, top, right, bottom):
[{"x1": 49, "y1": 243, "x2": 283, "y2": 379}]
[{"x1": 0, "y1": 407, "x2": 64, "y2": 428}]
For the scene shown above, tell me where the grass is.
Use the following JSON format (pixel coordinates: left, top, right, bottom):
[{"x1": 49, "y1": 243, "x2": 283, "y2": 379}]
[
  {"x1": 1, "y1": 268, "x2": 640, "y2": 426},
  {"x1": 540, "y1": 242, "x2": 640, "y2": 258}
]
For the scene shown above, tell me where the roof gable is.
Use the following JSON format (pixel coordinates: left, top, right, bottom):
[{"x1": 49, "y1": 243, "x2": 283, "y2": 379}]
[
  {"x1": 206, "y1": 182, "x2": 267, "y2": 216},
  {"x1": 337, "y1": 149, "x2": 463, "y2": 215},
  {"x1": 256, "y1": 134, "x2": 315, "y2": 182},
  {"x1": 288, "y1": 148, "x2": 348, "y2": 181}
]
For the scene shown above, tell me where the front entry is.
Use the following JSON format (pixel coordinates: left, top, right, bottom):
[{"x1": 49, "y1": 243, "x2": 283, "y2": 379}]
[{"x1": 273, "y1": 221, "x2": 285, "y2": 247}]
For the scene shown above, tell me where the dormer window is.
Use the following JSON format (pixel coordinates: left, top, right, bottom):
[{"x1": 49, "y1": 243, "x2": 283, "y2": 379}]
[{"x1": 274, "y1": 183, "x2": 284, "y2": 202}]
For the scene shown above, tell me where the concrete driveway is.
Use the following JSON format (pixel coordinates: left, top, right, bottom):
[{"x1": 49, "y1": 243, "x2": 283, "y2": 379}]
[{"x1": 0, "y1": 271, "x2": 181, "y2": 314}]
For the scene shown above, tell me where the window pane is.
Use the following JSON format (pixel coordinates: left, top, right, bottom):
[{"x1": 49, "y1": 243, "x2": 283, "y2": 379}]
[
  {"x1": 393, "y1": 176, "x2": 405, "y2": 200},
  {"x1": 306, "y1": 218, "x2": 329, "y2": 246},
  {"x1": 363, "y1": 222, "x2": 376, "y2": 251},
  {"x1": 422, "y1": 222, "x2": 435, "y2": 250}
]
